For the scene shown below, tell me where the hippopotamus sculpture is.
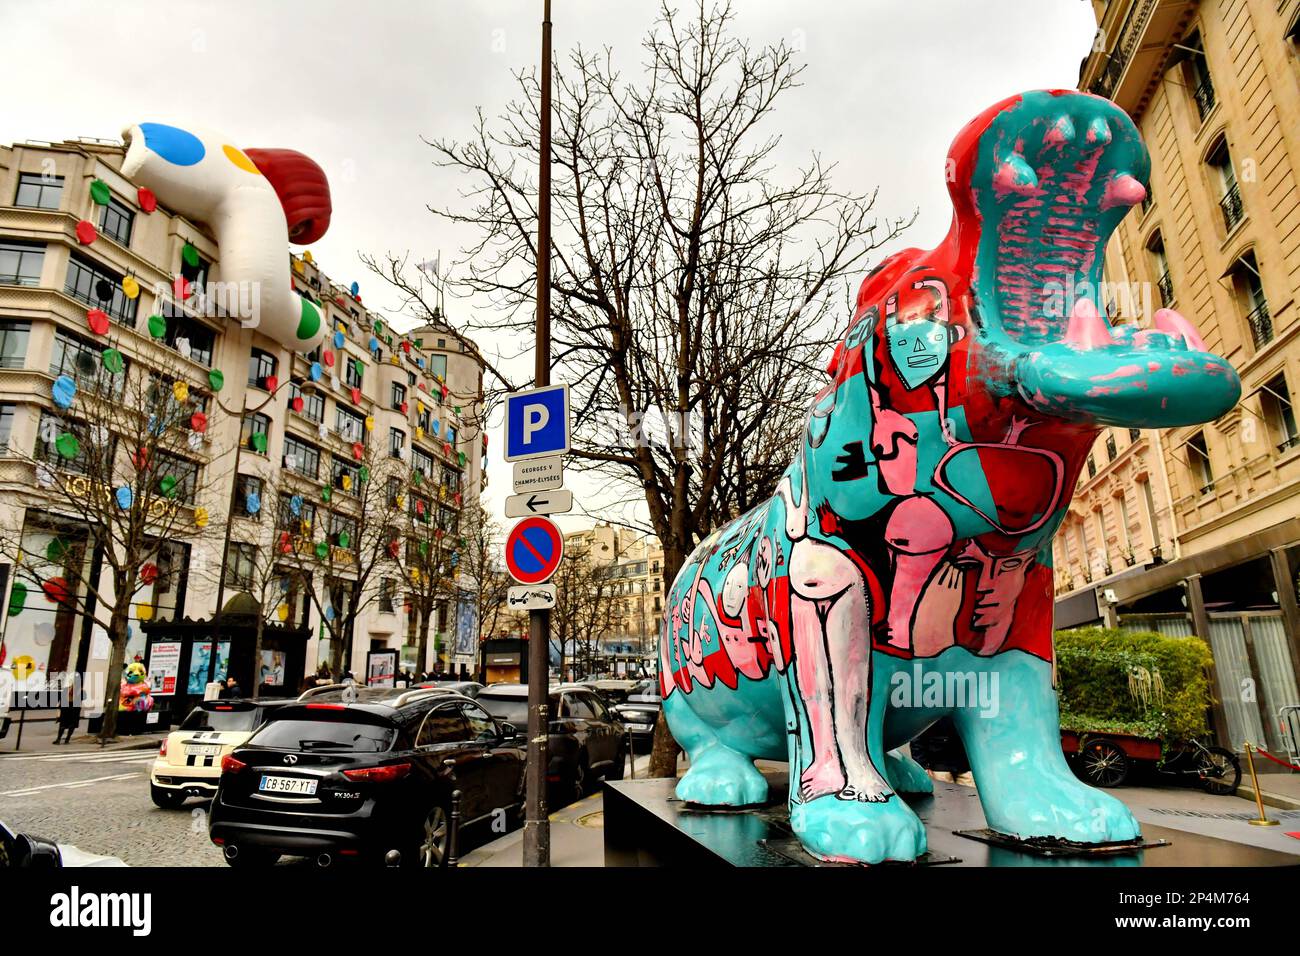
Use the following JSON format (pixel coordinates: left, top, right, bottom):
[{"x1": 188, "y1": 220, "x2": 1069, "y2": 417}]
[{"x1": 658, "y1": 90, "x2": 1240, "y2": 864}]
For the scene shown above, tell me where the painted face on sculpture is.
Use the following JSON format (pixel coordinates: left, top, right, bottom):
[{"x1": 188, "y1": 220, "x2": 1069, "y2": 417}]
[
  {"x1": 953, "y1": 539, "x2": 1036, "y2": 635},
  {"x1": 888, "y1": 319, "x2": 949, "y2": 391}
]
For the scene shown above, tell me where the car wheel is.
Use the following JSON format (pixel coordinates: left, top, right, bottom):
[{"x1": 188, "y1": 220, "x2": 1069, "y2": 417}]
[
  {"x1": 415, "y1": 805, "x2": 450, "y2": 868},
  {"x1": 572, "y1": 755, "x2": 589, "y2": 801},
  {"x1": 150, "y1": 784, "x2": 187, "y2": 809},
  {"x1": 605, "y1": 744, "x2": 626, "y2": 781}
]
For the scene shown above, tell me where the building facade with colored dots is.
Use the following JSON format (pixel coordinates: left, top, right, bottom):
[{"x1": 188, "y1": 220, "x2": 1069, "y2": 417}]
[{"x1": 0, "y1": 134, "x2": 486, "y2": 719}]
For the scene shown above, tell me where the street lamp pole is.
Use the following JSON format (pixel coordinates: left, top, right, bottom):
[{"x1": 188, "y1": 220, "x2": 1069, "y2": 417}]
[
  {"x1": 523, "y1": 0, "x2": 553, "y2": 869},
  {"x1": 207, "y1": 376, "x2": 296, "y2": 690}
]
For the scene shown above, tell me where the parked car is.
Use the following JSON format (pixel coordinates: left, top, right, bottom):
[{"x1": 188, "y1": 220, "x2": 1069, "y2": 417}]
[
  {"x1": 476, "y1": 683, "x2": 625, "y2": 805},
  {"x1": 610, "y1": 679, "x2": 662, "y2": 752},
  {"x1": 207, "y1": 686, "x2": 525, "y2": 867},
  {"x1": 590, "y1": 679, "x2": 639, "y2": 706},
  {"x1": 149, "y1": 699, "x2": 294, "y2": 808},
  {"x1": 0, "y1": 820, "x2": 126, "y2": 867},
  {"x1": 415, "y1": 680, "x2": 484, "y2": 699}
]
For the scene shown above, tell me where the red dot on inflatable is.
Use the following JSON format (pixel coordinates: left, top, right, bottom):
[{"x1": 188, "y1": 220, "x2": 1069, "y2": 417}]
[
  {"x1": 323, "y1": 350, "x2": 335, "y2": 367},
  {"x1": 190, "y1": 412, "x2": 208, "y2": 433},
  {"x1": 75, "y1": 220, "x2": 97, "y2": 244},
  {"x1": 139, "y1": 563, "x2": 159, "y2": 584},
  {"x1": 352, "y1": 442, "x2": 364, "y2": 461},
  {"x1": 350, "y1": 387, "x2": 362, "y2": 405},
  {"x1": 86, "y1": 309, "x2": 110, "y2": 336},
  {"x1": 291, "y1": 396, "x2": 304, "y2": 413},
  {"x1": 42, "y1": 577, "x2": 71, "y2": 605},
  {"x1": 400, "y1": 402, "x2": 409, "y2": 415},
  {"x1": 137, "y1": 188, "x2": 157, "y2": 213},
  {"x1": 264, "y1": 375, "x2": 278, "y2": 393},
  {"x1": 173, "y1": 276, "x2": 191, "y2": 299}
]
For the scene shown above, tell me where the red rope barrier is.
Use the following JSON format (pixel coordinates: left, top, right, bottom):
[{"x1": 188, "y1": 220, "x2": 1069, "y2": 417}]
[{"x1": 1254, "y1": 746, "x2": 1300, "y2": 773}]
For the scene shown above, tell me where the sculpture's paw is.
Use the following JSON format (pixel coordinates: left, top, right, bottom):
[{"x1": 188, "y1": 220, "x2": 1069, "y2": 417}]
[
  {"x1": 791, "y1": 794, "x2": 927, "y2": 864},
  {"x1": 796, "y1": 758, "x2": 846, "y2": 803},
  {"x1": 884, "y1": 748, "x2": 934, "y2": 795},
  {"x1": 675, "y1": 746, "x2": 768, "y2": 807},
  {"x1": 986, "y1": 772, "x2": 1141, "y2": 844}
]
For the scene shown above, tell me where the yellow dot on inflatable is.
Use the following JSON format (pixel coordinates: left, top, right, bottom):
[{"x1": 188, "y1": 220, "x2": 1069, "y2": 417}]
[
  {"x1": 122, "y1": 276, "x2": 140, "y2": 299},
  {"x1": 173, "y1": 381, "x2": 189, "y2": 403},
  {"x1": 293, "y1": 259, "x2": 305, "y2": 275},
  {"x1": 277, "y1": 603, "x2": 290, "y2": 622},
  {"x1": 136, "y1": 603, "x2": 154, "y2": 622},
  {"x1": 416, "y1": 426, "x2": 424, "y2": 440},
  {"x1": 300, "y1": 519, "x2": 311, "y2": 535},
  {"x1": 416, "y1": 401, "x2": 425, "y2": 415},
  {"x1": 303, "y1": 251, "x2": 314, "y2": 263},
  {"x1": 14, "y1": 655, "x2": 36, "y2": 680},
  {"x1": 364, "y1": 415, "x2": 374, "y2": 432},
  {"x1": 396, "y1": 495, "x2": 405, "y2": 509},
  {"x1": 342, "y1": 475, "x2": 353, "y2": 491},
  {"x1": 222, "y1": 144, "x2": 262, "y2": 174},
  {"x1": 194, "y1": 507, "x2": 209, "y2": 528},
  {"x1": 390, "y1": 355, "x2": 400, "y2": 365},
  {"x1": 410, "y1": 568, "x2": 421, "y2": 583}
]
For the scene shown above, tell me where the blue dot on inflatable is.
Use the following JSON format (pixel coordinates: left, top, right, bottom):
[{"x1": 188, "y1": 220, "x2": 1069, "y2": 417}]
[
  {"x1": 350, "y1": 282, "x2": 359, "y2": 297},
  {"x1": 52, "y1": 375, "x2": 77, "y2": 409},
  {"x1": 369, "y1": 336, "x2": 379, "y2": 352},
  {"x1": 325, "y1": 606, "x2": 336, "y2": 622},
  {"x1": 309, "y1": 362, "x2": 322, "y2": 382},
  {"x1": 139, "y1": 123, "x2": 206, "y2": 166},
  {"x1": 115, "y1": 486, "x2": 133, "y2": 509},
  {"x1": 289, "y1": 494, "x2": 303, "y2": 516},
  {"x1": 246, "y1": 491, "x2": 261, "y2": 515},
  {"x1": 333, "y1": 330, "x2": 345, "y2": 349},
  {"x1": 417, "y1": 358, "x2": 425, "y2": 368}
]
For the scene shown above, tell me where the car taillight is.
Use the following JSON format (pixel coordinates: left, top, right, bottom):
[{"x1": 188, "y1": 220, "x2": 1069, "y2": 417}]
[
  {"x1": 306, "y1": 703, "x2": 346, "y2": 710},
  {"x1": 342, "y1": 763, "x2": 411, "y2": 784},
  {"x1": 159, "y1": 739, "x2": 168, "y2": 756},
  {"x1": 221, "y1": 754, "x2": 247, "y2": 774}
]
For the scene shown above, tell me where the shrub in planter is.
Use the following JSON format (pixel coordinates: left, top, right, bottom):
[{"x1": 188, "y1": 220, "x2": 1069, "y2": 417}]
[{"x1": 1054, "y1": 627, "x2": 1214, "y2": 744}]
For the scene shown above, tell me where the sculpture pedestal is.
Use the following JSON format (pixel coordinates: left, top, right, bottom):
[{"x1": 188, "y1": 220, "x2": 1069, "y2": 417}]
[{"x1": 603, "y1": 771, "x2": 1297, "y2": 867}]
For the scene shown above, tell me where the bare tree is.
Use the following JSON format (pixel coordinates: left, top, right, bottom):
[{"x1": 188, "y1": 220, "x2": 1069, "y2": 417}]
[
  {"x1": 0, "y1": 343, "x2": 227, "y2": 740},
  {"x1": 550, "y1": 545, "x2": 624, "y2": 681},
  {"x1": 457, "y1": 503, "x2": 510, "y2": 660},
  {"x1": 401, "y1": 0, "x2": 911, "y2": 772}
]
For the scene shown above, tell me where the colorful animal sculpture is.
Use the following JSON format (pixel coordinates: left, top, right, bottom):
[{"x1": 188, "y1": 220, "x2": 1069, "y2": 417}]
[
  {"x1": 118, "y1": 661, "x2": 153, "y2": 713},
  {"x1": 658, "y1": 90, "x2": 1240, "y2": 864},
  {"x1": 120, "y1": 122, "x2": 331, "y2": 353}
]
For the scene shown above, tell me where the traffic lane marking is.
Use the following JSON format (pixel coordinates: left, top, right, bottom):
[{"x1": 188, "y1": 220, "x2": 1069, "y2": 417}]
[
  {"x1": 0, "y1": 772, "x2": 140, "y2": 797},
  {"x1": 1, "y1": 751, "x2": 157, "y2": 764}
]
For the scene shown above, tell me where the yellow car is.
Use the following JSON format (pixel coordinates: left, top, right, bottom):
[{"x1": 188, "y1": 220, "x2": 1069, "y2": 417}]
[{"x1": 150, "y1": 699, "x2": 292, "y2": 808}]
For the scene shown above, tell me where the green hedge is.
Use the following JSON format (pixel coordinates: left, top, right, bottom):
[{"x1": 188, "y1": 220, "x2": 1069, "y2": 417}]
[{"x1": 1055, "y1": 627, "x2": 1215, "y2": 744}]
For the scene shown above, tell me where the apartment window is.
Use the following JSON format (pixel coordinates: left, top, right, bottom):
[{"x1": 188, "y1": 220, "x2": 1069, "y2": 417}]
[
  {"x1": 0, "y1": 241, "x2": 45, "y2": 286},
  {"x1": 1115, "y1": 493, "x2": 1134, "y2": 561},
  {"x1": 248, "y1": 348, "x2": 278, "y2": 389},
  {"x1": 1128, "y1": 427, "x2": 1141, "y2": 443},
  {"x1": 224, "y1": 542, "x2": 257, "y2": 590},
  {"x1": 1104, "y1": 433, "x2": 1117, "y2": 462},
  {"x1": 0, "y1": 322, "x2": 31, "y2": 368},
  {"x1": 345, "y1": 357, "x2": 364, "y2": 389},
  {"x1": 98, "y1": 195, "x2": 134, "y2": 247},
  {"x1": 180, "y1": 250, "x2": 210, "y2": 288},
  {"x1": 154, "y1": 453, "x2": 200, "y2": 505},
  {"x1": 1139, "y1": 479, "x2": 1162, "y2": 557},
  {"x1": 328, "y1": 513, "x2": 357, "y2": 548},
  {"x1": 50, "y1": 329, "x2": 125, "y2": 394},
  {"x1": 0, "y1": 404, "x2": 13, "y2": 452},
  {"x1": 1183, "y1": 32, "x2": 1216, "y2": 120},
  {"x1": 428, "y1": 354, "x2": 448, "y2": 380},
  {"x1": 1261, "y1": 374, "x2": 1298, "y2": 454},
  {"x1": 1147, "y1": 233, "x2": 1173, "y2": 307},
  {"x1": 240, "y1": 412, "x2": 272, "y2": 455},
  {"x1": 390, "y1": 427, "x2": 406, "y2": 459},
  {"x1": 336, "y1": 405, "x2": 365, "y2": 443},
  {"x1": 406, "y1": 370, "x2": 416, "y2": 387},
  {"x1": 65, "y1": 254, "x2": 136, "y2": 326},
  {"x1": 290, "y1": 383, "x2": 324, "y2": 423},
  {"x1": 38, "y1": 413, "x2": 98, "y2": 474},
  {"x1": 391, "y1": 382, "x2": 406, "y2": 410},
  {"x1": 15, "y1": 172, "x2": 63, "y2": 210},
  {"x1": 157, "y1": 303, "x2": 216, "y2": 366},
  {"x1": 278, "y1": 493, "x2": 316, "y2": 533},
  {"x1": 1229, "y1": 251, "x2": 1271, "y2": 349},
  {"x1": 412, "y1": 447, "x2": 434, "y2": 483},
  {"x1": 409, "y1": 492, "x2": 431, "y2": 522},
  {"x1": 332, "y1": 455, "x2": 360, "y2": 493},
  {"x1": 1188, "y1": 431, "x2": 1213, "y2": 494},
  {"x1": 1207, "y1": 137, "x2": 1243, "y2": 233},
  {"x1": 1140, "y1": 183, "x2": 1153, "y2": 216},
  {"x1": 283, "y1": 435, "x2": 321, "y2": 478},
  {"x1": 1086, "y1": 453, "x2": 1096, "y2": 479},
  {"x1": 237, "y1": 475, "x2": 264, "y2": 519},
  {"x1": 379, "y1": 578, "x2": 396, "y2": 614}
]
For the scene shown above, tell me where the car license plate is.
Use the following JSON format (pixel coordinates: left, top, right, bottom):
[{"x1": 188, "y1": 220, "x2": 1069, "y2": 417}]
[
  {"x1": 630, "y1": 722, "x2": 651, "y2": 730},
  {"x1": 259, "y1": 775, "x2": 317, "y2": 796},
  {"x1": 186, "y1": 744, "x2": 220, "y2": 756}
]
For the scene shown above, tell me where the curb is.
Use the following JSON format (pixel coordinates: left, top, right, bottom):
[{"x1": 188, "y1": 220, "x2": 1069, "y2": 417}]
[
  {"x1": 1236, "y1": 783, "x2": 1300, "y2": 813},
  {"x1": 0, "y1": 734, "x2": 165, "y2": 757}
]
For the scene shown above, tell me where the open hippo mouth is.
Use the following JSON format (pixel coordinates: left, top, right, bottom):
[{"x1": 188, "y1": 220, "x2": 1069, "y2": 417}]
[{"x1": 964, "y1": 91, "x2": 1240, "y2": 428}]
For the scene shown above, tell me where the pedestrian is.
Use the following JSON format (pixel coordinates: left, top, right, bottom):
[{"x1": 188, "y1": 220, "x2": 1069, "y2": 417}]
[
  {"x1": 54, "y1": 679, "x2": 81, "y2": 744},
  {"x1": 220, "y1": 676, "x2": 242, "y2": 700}
]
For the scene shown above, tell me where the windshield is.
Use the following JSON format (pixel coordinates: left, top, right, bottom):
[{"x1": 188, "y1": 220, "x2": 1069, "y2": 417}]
[
  {"x1": 249, "y1": 718, "x2": 395, "y2": 752},
  {"x1": 181, "y1": 707, "x2": 259, "y2": 732},
  {"x1": 477, "y1": 696, "x2": 529, "y2": 727}
]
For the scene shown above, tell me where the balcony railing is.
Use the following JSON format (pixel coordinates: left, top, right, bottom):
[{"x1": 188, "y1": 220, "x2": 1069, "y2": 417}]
[
  {"x1": 1157, "y1": 270, "x2": 1174, "y2": 307},
  {"x1": 1246, "y1": 301, "x2": 1273, "y2": 349},
  {"x1": 1219, "y1": 183, "x2": 1244, "y2": 232},
  {"x1": 1193, "y1": 76, "x2": 1216, "y2": 120},
  {"x1": 1087, "y1": 0, "x2": 1157, "y2": 99}
]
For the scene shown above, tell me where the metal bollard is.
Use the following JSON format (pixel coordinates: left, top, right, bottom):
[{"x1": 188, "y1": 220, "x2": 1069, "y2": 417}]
[
  {"x1": 627, "y1": 726, "x2": 635, "y2": 780},
  {"x1": 1243, "y1": 742, "x2": 1279, "y2": 827},
  {"x1": 448, "y1": 788, "x2": 463, "y2": 865}
]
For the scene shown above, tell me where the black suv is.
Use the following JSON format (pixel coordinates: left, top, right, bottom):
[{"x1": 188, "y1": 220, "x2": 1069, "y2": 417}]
[
  {"x1": 476, "y1": 683, "x2": 625, "y2": 806},
  {"x1": 208, "y1": 686, "x2": 525, "y2": 867},
  {"x1": 610, "y1": 680, "x2": 662, "y2": 752}
]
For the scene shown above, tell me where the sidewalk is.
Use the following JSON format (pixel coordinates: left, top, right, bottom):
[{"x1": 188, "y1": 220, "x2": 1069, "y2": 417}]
[
  {"x1": 0, "y1": 710, "x2": 165, "y2": 756},
  {"x1": 458, "y1": 790, "x2": 607, "y2": 867},
  {"x1": 1237, "y1": 768, "x2": 1300, "y2": 812}
]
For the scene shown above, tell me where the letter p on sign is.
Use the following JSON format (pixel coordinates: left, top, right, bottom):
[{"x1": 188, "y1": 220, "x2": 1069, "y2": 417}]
[{"x1": 504, "y1": 384, "x2": 570, "y2": 461}]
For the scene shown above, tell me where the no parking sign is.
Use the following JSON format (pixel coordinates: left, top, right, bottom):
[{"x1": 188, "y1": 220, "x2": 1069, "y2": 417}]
[{"x1": 504, "y1": 516, "x2": 564, "y2": 585}]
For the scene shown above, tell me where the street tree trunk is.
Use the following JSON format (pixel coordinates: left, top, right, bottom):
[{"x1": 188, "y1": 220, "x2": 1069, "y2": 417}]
[
  {"x1": 97, "y1": 600, "x2": 131, "y2": 742},
  {"x1": 415, "y1": 603, "x2": 430, "y2": 676},
  {"x1": 647, "y1": 544, "x2": 687, "y2": 777}
]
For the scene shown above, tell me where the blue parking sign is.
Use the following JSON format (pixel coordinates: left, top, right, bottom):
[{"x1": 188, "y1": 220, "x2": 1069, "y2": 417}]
[{"x1": 504, "y1": 384, "x2": 570, "y2": 462}]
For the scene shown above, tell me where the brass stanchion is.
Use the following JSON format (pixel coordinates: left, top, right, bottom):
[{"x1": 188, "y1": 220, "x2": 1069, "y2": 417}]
[{"x1": 1243, "y1": 742, "x2": 1279, "y2": 827}]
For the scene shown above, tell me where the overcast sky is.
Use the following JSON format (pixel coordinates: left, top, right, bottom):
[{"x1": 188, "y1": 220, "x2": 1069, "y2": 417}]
[{"x1": 0, "y1": 0, "x2": 1100, "y2": 535}]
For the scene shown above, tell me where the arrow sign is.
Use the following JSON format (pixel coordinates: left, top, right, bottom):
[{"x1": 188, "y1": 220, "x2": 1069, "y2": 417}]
[
  {"x1": 504, "y1": 515, "x2": 565, "y2": 585},
  {"x1": 505, "y1": 489, "x2": 573, "y2": 519},
  {"x1": 507, "y1": 584, "x2": 557, "y2": 610}
]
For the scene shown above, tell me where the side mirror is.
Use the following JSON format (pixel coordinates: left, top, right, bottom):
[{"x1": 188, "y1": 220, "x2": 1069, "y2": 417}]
[{"x1": 499, "y1": 721, "x2": 517, "y2": 739}]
